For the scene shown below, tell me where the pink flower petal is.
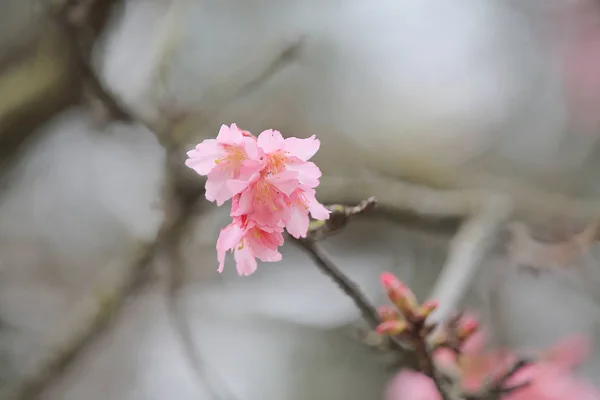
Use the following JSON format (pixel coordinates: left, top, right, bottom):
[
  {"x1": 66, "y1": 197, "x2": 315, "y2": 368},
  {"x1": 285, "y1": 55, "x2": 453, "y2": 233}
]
[
  {"x1": 266, "y1": 170, "x2": 299, "y2": 196},
  {"x1": 227, "y1": 174, "x2": 258, "y2": 197},
  {"x1": 286, "y1": 206, "x2": 310, "y2": 238},
  {"x1": 250, "y1": 242, "x2": 282, "y2": 263},
  {"x1": 231, "y1": 188, "x2": 254, "y2": 216},
  {"x1": 216, "y1": 222, "x2": 244, "y2": 272},
  {"x1": 283, "y1": 135, "x2": 320, "y2": 161},
  {"x1": 242, "y1": 136, "x2": 262, "y2": 161},
  {"x1": 385, "y1": 370, "x2": 442, "y2": 400},
  {"x1": 234, "y1": 242, "x2": 258, "y2": 276},
  {"x1": 302, "y1": 189, "x2": 330, "y2": 220},
  {"x1": 185, "y1": 139, "x2": 223, "y2": 176},
  {"x1": 286, "y1": 159, "x2": 322, "y2": 188},
  {"x1": 257, "y1": 129, "x2": 285, "y2": 154},
  {"x1": 205, "y1": 170, "x2": 233, "y2": 206},
  {"x1": 216, "y1": 123, "x2": 244, "y2": 145},
  {"x1": 240, "y1": 159, "x2": 265, "y2": 178}
]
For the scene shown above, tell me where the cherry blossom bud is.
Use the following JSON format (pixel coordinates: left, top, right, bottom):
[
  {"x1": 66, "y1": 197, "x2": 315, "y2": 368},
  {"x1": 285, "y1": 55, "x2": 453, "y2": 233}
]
[
  {"x1": 377, "y1": 306, "x2": 402, "y2": 322},
  {"x1": 380, "y1": 272, "x2": 419, "y2": 318},
  {"x1": 417, "y1": 300, "x2": 439, "y2": 319},
  {"x1": 456, "y1": 316, "x2": 479, "y2": 341},
  {"x1": 376, "y1": 320, "x2": 409, "y2": 336}
]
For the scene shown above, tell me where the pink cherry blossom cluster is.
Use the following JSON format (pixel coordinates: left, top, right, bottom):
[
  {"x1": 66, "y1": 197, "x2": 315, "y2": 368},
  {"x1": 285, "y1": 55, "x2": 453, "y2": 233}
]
[
  {"x1": 185, "y1": 124, "x2": 330, "y2": 276},
  {"x1": 377, "y1": 272, "x2": 600, "y2": 400}
]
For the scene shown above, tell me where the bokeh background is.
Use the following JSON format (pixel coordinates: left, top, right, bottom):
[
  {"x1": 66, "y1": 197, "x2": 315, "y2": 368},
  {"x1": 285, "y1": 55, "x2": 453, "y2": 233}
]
[{"x1": 2, "y1": 0, "x2": 600, "y2": 399}]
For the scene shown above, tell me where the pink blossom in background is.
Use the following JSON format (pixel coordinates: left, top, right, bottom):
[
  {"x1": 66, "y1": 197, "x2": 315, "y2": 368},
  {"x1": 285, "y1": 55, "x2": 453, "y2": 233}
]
[
  {"x1": 186, "y1": 124, "x2": 330, "y2": 275},
  {"x1": 385, "y1": 331, "x2": 600, "y2": 400},
  {"x1": 385, "y1": 370, "x2": 441, "y2": 400},
  {"x1": 503, "y1": 336, "x2": 600, "y2": 400}
]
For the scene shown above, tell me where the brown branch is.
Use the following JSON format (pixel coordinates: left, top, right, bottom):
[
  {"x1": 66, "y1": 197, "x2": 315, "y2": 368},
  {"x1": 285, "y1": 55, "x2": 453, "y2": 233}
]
[
  {"x1": 50, "y1": 0, "x2": 132, "y2": 123},
  {"x1": 293, "y1": 197, "x2": 382, "y2": 330},
  {"x1": 410, "y1": 324, "x2": 457, "y2": 400},
  {"x1": 292, "y1": 197, "x2": 414, "y2": 359},
  {"x1": 306, "y1": 196, "x2": 378, "y2": 241},
  {"x1": 294, "y1": 197, "x2": 380, "y2": 327},
  {"x1": 294, "y1": 239, "x2": 381, "y2": 328}
]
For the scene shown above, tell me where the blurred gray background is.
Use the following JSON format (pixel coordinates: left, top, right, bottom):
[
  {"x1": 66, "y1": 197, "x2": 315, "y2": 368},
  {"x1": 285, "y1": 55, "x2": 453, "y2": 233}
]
[{"x1": 2, "y1": 0, "x2": 600, "y2": 399}]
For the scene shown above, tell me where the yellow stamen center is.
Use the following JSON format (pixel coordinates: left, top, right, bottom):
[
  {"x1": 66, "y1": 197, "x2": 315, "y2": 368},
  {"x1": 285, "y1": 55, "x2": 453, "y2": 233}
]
[
  {"x1": 267, "y1": 152, "x2": 287, "y2": 175},
  {"x1": 215, "y1": 146, "x2": 246, "y2": 174}
]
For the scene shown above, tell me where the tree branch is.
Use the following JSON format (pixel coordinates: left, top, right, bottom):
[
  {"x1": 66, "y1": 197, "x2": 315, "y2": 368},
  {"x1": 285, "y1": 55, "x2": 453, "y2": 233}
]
[
  {"x1": 425, "y1": 196, "x2": 512, "y2": 336},
  {"x1": 291, "y1": 197, "x2": 413, "y2": 357},
  {"x1": 294, "y1": 239, "x2": 381, "y2": 328}
]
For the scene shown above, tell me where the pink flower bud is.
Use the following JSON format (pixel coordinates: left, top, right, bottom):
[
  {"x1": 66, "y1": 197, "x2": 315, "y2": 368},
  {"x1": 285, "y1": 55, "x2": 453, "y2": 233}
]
[
  {"x1": 457, "y1": 316, "x2": 479, "y2": 341},
  {"x1": 376, "y1": 320, "x2": 409, "y2": 336},
  {"x1": 380, "y1": 272, "x2": 419, "y2": 317},
  {"x1": 417, "y1": 300, "x2": 439, "y2": 319},
  {"x1": 378, "y1": 306, "x2": 402, "y2": 322}
]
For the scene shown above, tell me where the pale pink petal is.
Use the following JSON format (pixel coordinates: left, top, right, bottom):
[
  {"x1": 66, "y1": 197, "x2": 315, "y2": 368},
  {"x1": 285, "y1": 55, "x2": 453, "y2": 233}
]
[
  {"x1": 249, "y1": 201, "x2": 287, "y2": 228},
  {"x1": 506, "y1": 363, "x2": 600, "y2": 400},
  {"x1": 234, "y1": 243, "x2": 258, "y2": 276},
  {"x1": 230, "y1": 186, "x2": 255, "y2": 216},
  {"x1": 216, "y1": 123, "x2": 244, "y2": 145},
  {"x1": 266, "y1": 170, "x2": 299, "y2": 196},
  {"x1": 205, "y1": 170, "x2": 232, "y2": 206},
  {"x1": 216, "y1": 222, "x2": 244, "y2": 272},
  {"x1": 385, "y1": 370, "x2": 442, "y2": 400},
  {"x1": 286, "y1": 206, "x2": 310, "y2": 238},
  {"x1": 185, "y1": 139, "x2": 223, "y2": 176},
  {"x1": 227, "y1": 173, "x2": 260, "y2": 197},
  {"x1": 250, "y1": 238, "x2": 282, "y2": 262},
  {"x1": 260, "y1": 223, "x2": 283, "y2": 234},
  {"x1": 257, "y1": 129, "x2": 285, "y2": 154},
  {"x1": 230, "y1": 194, "x2": 240, "y2": 215},
  {"x1": 283, "y1": 135, "x2": 320, "y2": 161},
  {"x1": 242, "y1": 136, "x2": 262, "y2": 161},
  {"x1": 259, "y1": 228, "x2": 285, "y2": 247},
  {"x1": 286, "y1": 159, "x2": 322, "y2": 188},
  {"x1": 303, "y1": 190, "x2": 330, "y2": 220},
  {"x1": 240, "y1": 159, "x2": 265, "y2": 178}
]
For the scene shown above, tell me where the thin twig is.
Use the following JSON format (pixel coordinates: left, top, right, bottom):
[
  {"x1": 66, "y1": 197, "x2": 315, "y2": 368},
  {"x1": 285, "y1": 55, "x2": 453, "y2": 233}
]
[
  {"x1": 50, "y1": 0, "x2": 131, "y2": 122},
  {"x1": 306, "y1": 197, "x2": 378, "y2": 241},
  {"x1": 410, "y1": 324, "x2": 456, "y2": 400},
  {"x1": 294, "y1": 197, "x2": 381, "y2": 328},
  {"x1": 292, "y1": 197, "x2": 414, "y2": 358},
  {"x1": 294, "y1": 239, "x2": 381, "y2": 328}
]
